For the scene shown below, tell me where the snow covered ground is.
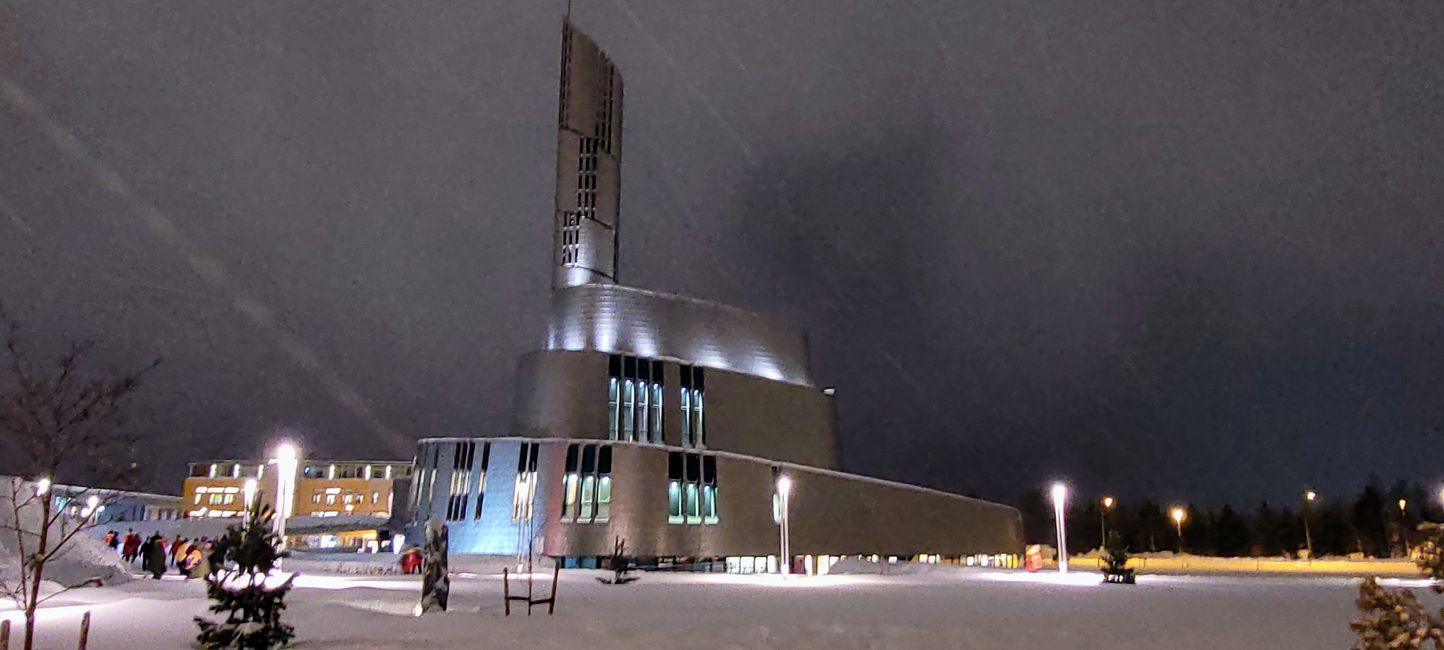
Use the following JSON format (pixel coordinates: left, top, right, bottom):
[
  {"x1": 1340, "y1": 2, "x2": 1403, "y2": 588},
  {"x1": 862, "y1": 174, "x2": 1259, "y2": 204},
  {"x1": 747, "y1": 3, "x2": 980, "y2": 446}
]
[{"x1": 1, "y1": 562, "x2": 1397, "y2": 649}]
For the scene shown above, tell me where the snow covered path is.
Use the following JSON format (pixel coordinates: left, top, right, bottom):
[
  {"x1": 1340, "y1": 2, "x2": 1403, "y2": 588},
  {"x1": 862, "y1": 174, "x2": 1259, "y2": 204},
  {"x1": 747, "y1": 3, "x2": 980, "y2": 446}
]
[{"x1": 6, "y1": 566, "x2": 1376, "y2": 649}]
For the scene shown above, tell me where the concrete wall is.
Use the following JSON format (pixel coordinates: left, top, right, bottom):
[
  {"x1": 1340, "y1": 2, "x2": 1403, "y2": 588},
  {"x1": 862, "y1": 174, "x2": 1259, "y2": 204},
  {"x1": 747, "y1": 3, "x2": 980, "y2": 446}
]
[{"x1": 512, "y1": 350, "x2": 836, "y2": 469}]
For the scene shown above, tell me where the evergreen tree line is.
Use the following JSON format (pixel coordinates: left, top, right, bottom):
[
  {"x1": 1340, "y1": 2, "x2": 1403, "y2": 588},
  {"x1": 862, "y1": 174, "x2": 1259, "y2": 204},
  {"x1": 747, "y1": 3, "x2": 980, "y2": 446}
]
[{"x1": 1017, "y1": 479, "x2": 1440, "y2": 558}]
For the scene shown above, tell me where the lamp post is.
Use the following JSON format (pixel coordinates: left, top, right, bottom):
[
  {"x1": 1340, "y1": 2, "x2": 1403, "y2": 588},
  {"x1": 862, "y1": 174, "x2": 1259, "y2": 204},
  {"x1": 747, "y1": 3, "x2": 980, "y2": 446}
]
[
  {"x1": 1170, "y1": 506, "x2": 1187, "y2": 553},
  {"x1": 1051, "y1": 483, "x2": 1068, "y2": 574},
  {"x1": 242, "y1": 478, "x2": 258, "y2": 514},
  {"x1": 1399, "y1": 498, "x2": 1409, "y2": 556},
  {"x1": 1100, "y1": 496, "x2": 1115, "y2": 551},
  {"x1": 1302, "y1": 490, "x2": 1317, "y2": 559},
  {"x1": 272, "y1": 442, "x2": 299, "y2": 555},
  {"x1": 777, "y1": 475, "x2": 792, "y2": 577}
]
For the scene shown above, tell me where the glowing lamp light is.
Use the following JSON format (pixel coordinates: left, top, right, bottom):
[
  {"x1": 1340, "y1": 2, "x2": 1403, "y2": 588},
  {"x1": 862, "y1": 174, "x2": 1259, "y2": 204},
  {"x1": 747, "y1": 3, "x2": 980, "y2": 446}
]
[
  {"x1": 1101, "y1": 496, "x2": 1115, "y2": 509},
  {"x1": 1050, "y1": 482, "x2": 1068, "y2": 574},
  {"x1": 34, "y1": 477, "x2": 51, "y2": 496},
  {"x1": 776, "y1": 475, "x2": 793, "y2": 577},
  {"x1": 1305, "y1": 490, "x2": 1317, "y2": 502},
  {"x1": 272, "y1": 441, "x2": 300, "y2": 561},
  {"x1": 1399, "y1": 498, "x2": 1408, "y2": 512},
  {"x1": 1170, "y1": 506, "x2": 1186, "y2": 524}
]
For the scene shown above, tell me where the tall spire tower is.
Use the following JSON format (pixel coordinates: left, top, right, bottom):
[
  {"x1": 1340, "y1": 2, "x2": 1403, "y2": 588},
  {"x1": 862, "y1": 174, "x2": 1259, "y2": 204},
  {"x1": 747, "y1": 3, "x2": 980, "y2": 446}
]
[{"x1": 553, "y1": 18, "x2": 624, "y2": 289}]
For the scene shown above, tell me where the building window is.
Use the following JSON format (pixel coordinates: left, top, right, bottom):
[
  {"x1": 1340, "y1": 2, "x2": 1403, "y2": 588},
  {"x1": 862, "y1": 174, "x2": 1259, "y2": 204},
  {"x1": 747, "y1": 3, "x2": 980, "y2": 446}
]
[
  {"x1": 668, "y1": 450, "x2": 718, "y2": 525},
  {"x1": 561, "y1": 443, "x2": 613, "y2": 524},
  {"x1": 512, "y1": 442, "x2": 540, "y2": 521},
  {"x1": 609, "y1": 355, "x2": 664, "y2": 443},
  {"x1": 446, "y1": 441, "x2": 476, "y2": 521},
  {"x1": 474, "y1": 443, "x2": 490, "y2": 521},
  {"x1": 680, "y1": 365, "x2": 705, "y2": 448}
]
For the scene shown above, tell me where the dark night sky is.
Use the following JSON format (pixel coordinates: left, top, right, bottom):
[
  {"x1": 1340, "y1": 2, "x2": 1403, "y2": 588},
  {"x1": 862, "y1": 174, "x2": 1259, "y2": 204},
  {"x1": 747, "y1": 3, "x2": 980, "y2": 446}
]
[{"x1": 2, "y1": 1, "x2": 1443, "y2": 506}]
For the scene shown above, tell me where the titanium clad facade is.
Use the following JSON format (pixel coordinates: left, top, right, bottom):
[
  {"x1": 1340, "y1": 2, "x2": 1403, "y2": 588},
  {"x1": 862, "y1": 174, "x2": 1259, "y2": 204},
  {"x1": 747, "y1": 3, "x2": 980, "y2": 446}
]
[
  {"x1": 544, "y1": 283, "x2": 815, "y2": 387},
  {"x1": 411, "y1": 439, "x2": 1022, "y2": 560},
  {"x1": 512, "y1": 349, "x2": 837, "y2": 469},
  {"x1": 554, "y1": 19, "x2": 623, "y2": 289}
]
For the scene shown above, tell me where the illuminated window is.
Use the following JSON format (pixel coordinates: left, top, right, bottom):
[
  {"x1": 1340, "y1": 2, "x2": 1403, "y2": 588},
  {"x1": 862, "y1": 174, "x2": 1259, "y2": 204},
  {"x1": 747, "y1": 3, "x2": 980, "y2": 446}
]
[
  {"x1": 561, "y1": 443, "x2": 612, "y2": 524},
  {"x1": 668, "y1": 450, "x2": 718, "y2": 525},
  {"x1": 446, "y1": 441, "x2": 476, "y2": 521},
  {"x1": 667, "y1": 453, "x2": 683, "y2": 524},
  {"x1": 608, "y1": 355, "x2": 664, "y2": 443},
  {"x1": 680, "y1": 365, "x2": 705, "y2": 448},
  {"x1": 512, "y1": 442, "x2": 540, "y2": 521},
  {"x1": 702, "y1": 455, "x2": 718, "y2": 524}
]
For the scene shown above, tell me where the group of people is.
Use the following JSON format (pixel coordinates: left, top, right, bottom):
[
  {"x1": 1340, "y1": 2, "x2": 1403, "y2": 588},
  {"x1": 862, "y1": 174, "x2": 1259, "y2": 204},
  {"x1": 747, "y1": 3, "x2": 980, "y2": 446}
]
[{"x1": 103, "y1": 528, "x2": 229, "y2": 580}]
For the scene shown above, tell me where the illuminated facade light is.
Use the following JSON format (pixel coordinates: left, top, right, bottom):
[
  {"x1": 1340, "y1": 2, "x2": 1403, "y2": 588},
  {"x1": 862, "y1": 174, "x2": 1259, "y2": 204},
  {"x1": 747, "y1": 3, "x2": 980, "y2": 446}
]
[{"x1": 1050, "y1": 482, "x2": 1068, "y2": 574}]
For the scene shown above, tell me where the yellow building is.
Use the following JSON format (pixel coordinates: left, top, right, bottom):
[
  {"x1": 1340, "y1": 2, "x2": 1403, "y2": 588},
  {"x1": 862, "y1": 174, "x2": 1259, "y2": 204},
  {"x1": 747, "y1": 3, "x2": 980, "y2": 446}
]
[{"x1": 182, "y1": 459, "x2": 413, "y2": 520}]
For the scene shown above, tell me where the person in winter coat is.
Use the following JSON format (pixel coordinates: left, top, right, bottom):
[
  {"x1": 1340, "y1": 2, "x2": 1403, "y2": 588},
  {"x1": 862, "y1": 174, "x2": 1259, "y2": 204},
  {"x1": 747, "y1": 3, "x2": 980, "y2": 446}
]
[
  {"x1": 169, "y1": 535, "x2": 184, "y2": 566},
  {"x1": 399, "y1": 547, "x2": 423, "y2": 575},
  {"x1": 122, "y1": 530, "x2": 141, "y2": 563},
  {"x1": 104, "y1": 531, "x2": 119, "y2": 551},
  {"x1": 185, "y1": 545, "x2": 211, "y2": 579},
  {"x1": 144, "y1": 534, "x2": 166, "y2": 579},
  {"x1": 174, "y1": 539, "x2": 192, "y2": 576},
  {"x1": 182, "y1": 546, "x2": 204, "y2": 579}
]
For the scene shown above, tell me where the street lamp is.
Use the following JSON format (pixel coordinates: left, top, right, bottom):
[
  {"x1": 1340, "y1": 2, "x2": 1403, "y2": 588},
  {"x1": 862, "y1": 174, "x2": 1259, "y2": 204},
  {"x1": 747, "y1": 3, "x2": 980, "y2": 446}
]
[
  {"x1": 1302, "y1": 490, "x2": 1317, "y2": 559},
  {"x1": 1400, "y1": 498, "x2": 1410, "y2": 555},
  {"x1": 242, "y1": 478, "x2": 258, "y2": 513},
  {"x1": 1170, "y1": 506, "x2": 1187, "y2": 553},
  {"x1": 34, "y1": 477, "x2": 50, "y2": 496},
  {"x1": 777, "y1": 475, "x2": 792, "y2": 577},
  {"x1": 1051, "y1": 483, "x2": 1068, "y2": 574},
  {"x1": 1100, "y1": 496, "x2": 1115, "y2": 551},
  {"x1": 272, "y1": 442, "x2": 299, "y2": 555},
  {"x1": 82, "y1": 494, "x2": 100, "y2": 521}
]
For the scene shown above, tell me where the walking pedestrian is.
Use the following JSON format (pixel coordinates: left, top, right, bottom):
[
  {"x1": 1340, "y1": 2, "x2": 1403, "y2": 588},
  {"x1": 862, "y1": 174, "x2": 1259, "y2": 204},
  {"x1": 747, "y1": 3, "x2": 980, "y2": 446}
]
[{"x1": 143, "y1": 534, "x2": 166, "y2": 579}]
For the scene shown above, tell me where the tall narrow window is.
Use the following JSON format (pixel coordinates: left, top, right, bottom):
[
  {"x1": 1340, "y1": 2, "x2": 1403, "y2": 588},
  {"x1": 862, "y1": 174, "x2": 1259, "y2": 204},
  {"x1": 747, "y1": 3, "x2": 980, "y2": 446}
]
[
  {"x1": 702, "y1": 455, "x2": 718, "y2": 524},
  {"x1": 680, "y1": 384, "x2": 692, "y2": 447},
  {"x1": 596, "y1": 446, "x2": 612, "y2": 523},
  {"x1": 667, "y1": 451, "x2": 719, "y2": 525},
  {"x1": 684, "y1": 453, "x2": 701, "y2": 524},
  {"x1": 680, "y1": 365, "x2": 706, "y2": 448},
  {"x1": 561, "y1": 443, "x2": 613, "y2": 525},
  {"x1": 622, "y1": 383, "x2": 635, "y2": 442},
  {"x1": 579, "y1": 445, "x2": 597, "y2": 521},
  {"x1": 608, "y1": 355, "x2": 665, "y2": 443},
  {"x1": 447, "y1": 442, "x2": 475, "y2": 521},
  {"x1": 512, "y1": 442, "x2": 539, "y2": 521},
  {"x1": 636, "y1": 360, "x2": 650, "y2": 442},
  {"x1": 667, "y1": 452, "x2": 683, "y2": 524},
  {"x1": 607, "y1": 355, "x2": 621, "y2": 441},
  {"x1": 473, "y1": 443, "x2": 490, "y2": 521},
  {"x1": 561, "y1": 444, "x2": 580, "y2": 522}
]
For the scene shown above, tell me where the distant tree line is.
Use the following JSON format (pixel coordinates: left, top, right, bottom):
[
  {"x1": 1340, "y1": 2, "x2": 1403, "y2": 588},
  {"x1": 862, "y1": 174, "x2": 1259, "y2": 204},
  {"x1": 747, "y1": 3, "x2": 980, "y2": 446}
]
[{"x1": 1017, "y1": 478, "x2": 1439, "y2": 558}]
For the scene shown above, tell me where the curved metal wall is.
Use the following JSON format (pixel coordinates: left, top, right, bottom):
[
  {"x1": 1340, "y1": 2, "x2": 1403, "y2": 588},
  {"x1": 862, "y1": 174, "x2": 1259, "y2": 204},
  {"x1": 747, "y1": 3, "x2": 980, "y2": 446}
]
[{"x1": 543, "y1": 284, "x2": 815, "y2": 387}]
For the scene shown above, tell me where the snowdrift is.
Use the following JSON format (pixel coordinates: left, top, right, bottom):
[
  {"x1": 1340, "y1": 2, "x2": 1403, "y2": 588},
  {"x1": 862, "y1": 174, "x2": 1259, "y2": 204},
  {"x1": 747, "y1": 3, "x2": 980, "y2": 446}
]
[{"x1": 0, "y1": 479, "x2": 132, "y2": 590}]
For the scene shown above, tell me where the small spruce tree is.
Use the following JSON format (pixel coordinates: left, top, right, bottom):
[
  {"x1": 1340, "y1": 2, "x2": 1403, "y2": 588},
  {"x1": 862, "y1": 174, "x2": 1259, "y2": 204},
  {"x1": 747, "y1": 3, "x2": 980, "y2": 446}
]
[
  {"x1": 195, "y1": 502, "x2": 297, "y2": 649},
  {"x1": 1351, "y1": 523, "x2": 1444, "y2": 648},
  {"x1": 1103, "y1": 530, "x2": 1131, "y2": 574},
  {"x1": 1101, "y1": 530, "x2": 1135, "y2": 583}
]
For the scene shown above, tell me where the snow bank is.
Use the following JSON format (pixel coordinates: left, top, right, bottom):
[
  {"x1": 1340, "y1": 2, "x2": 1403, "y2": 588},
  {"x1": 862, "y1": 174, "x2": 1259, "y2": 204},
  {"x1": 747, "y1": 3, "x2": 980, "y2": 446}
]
[{"x1": 0, "y1": 479, "x2": 132, "y2": 590}]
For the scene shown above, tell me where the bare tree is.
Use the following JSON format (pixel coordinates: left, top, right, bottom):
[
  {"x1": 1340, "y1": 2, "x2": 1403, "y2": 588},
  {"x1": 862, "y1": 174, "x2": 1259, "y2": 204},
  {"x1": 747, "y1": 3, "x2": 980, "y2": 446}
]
[{"x1": 0, "y1": 303, "x2": 159, "y2": 650}]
